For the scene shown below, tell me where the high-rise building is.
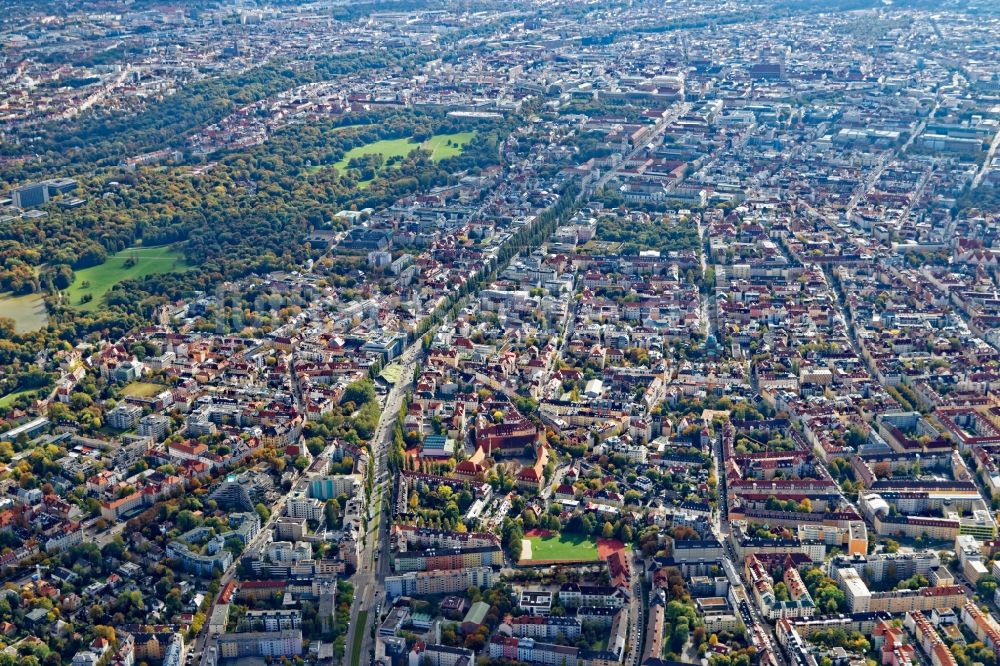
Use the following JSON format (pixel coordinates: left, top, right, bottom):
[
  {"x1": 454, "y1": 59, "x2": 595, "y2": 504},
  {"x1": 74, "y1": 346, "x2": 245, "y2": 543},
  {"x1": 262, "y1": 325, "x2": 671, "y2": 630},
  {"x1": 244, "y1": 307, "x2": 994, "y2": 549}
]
[
  {"x1": 107, "y1": 403, "x2": 143, "y2": 430},
  {"x1": 45, "y1": 178, "x2": 78, "y2": 196},
  {"x1": 210, "y1": 477, "x2": 254, "y2": 512},
  {"x1": 11, "y1": 182, "x2": 49, "y2": 209},
  {"x1": 309, "y1": 475, "x2": 360, "y2": 500},
  {"x1": 138, "y1": 414, "x2": 171, "y2": 440}
]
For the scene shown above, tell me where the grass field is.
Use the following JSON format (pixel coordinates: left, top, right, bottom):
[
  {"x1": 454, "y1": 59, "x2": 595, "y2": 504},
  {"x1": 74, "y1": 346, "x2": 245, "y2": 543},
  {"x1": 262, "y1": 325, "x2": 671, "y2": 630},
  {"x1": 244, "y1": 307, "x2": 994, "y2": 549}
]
[
  {"x1": 523, "y1": 533, "x2": 600, "y2": 563},
  {"x1": 121, "y1": 382, "x2": 168, "y2": 398},
  {"x1": 0, "y1": 292, "x2": 48, "y2": 332},
  {"x1": 330, "y1": 131, "x2": 476, "y2": 186},
  {"x1": 65, "y1": 244, "x2": 190, "y2": 311},
  {"x1": 422, "y1": 132, "x2": 475, "y2": 160},
  {"x1": 304, "y1": 125, "x2": 370, "y2": 173},
  {"x1": 0, "y1": 388, "x2": 35, "y2": 408},
  {"x1": 349, "y1": 610, "x2": 368, "y2": 666}
]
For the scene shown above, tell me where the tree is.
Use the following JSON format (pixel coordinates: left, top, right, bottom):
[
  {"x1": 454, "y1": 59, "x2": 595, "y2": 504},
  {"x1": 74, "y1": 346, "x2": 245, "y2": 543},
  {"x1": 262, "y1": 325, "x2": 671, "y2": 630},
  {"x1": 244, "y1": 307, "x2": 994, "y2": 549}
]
[
  {"x1": 102, "y1": 537, "x2": 126, "y2": 561},
  {"x1": 176, "y1": 510, "x2": 198, "y2": 531},
  {"x1": 325, "y1": 500, "x2": 341, "y2": 529},
  {"x1": 977, "y1": 574, "x2": 998, "y2": 599},
  {"x1": 465, "y1": 633, "x2": 486, "y2": 651},
  {"x1": 522, "y1": 509, "x2": 538, "y2": 530},
  {"x1": 70, "y1": 392, "x2": 94, "y2": 411},
  {"x1": 873, "y1": 461, "x2": 892, "y2": 480},
  {"x1": 225, "y1": 536, "x2": 246, "y2": 556},
  {"x1": 305, "y1": 436, "x2": 325, "y2": 456},
  {"x1": 255, "y1": 503, "x2": 271, "y2": 523},
  {"x1": 503, "y1": 521, "x2": 524, "y2": 560},
  {"x1": 672, "y1": 618, "x2": 690, "y2": 650},
  {"x1": 342, "y1": 379, "x2": 376, "y2": 407}
]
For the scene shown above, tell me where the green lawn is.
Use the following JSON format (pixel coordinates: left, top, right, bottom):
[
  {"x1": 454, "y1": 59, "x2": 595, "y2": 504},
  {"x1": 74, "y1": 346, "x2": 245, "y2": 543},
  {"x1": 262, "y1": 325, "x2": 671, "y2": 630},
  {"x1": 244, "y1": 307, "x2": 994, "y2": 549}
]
[
  {"x1": 0, "y1": 388, "x2": 35, "y2": 408},
  {"x1": 349, "y1": 610, "x2": 368, "y2": 666},
  {"x1": 423, "y1": 131, "x2": 476, "y2": 160},
  {"x1": 121, "y1": 381, "x2": 168, "y2": 398},
  {"x1": 0, "y1": 292, "x2": 48, "y2": 332},
  {"x1": 329, "y1": 131, "x2": 476, "y2": 187},
  {"x1": 65, "y1": 244, "x2": 190, "y2": 311},
  {"x1": 525, "y1": 533, "x2": 600, "y2": 562}
]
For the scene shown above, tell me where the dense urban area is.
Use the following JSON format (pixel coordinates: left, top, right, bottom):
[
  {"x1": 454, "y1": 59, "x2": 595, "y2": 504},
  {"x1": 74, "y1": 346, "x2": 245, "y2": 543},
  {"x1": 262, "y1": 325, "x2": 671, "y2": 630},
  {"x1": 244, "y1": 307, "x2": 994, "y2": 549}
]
[{"x1": 3, "y1": 2, "x2": 1000, "y2": 666}]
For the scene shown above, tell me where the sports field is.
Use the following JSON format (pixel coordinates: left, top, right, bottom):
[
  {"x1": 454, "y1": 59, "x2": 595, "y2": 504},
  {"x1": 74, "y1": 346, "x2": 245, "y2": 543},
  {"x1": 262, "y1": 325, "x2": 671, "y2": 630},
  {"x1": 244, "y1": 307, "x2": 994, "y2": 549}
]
[
  {"x1": 331, "y1": 131, "x2": 476, "y2": 186},
  {"x1": 65, "y1": 244, "x2": 190, "y2": 311},
  {"x1": 520, "y1": 531, "x2": 601, "y2": 564},
  {"x1": 0, "y1": 291, "x2": 48, "y2": 332}
]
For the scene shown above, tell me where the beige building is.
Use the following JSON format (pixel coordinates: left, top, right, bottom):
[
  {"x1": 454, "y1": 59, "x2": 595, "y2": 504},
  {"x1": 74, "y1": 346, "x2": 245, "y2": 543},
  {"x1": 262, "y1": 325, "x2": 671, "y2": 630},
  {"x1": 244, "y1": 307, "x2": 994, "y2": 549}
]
[
  {"x1": 642, "y1": 602, "x2": 664, "y2": 664},
  {"x1": 386, "y1": 567, "x2": 494, "y2": 599}
]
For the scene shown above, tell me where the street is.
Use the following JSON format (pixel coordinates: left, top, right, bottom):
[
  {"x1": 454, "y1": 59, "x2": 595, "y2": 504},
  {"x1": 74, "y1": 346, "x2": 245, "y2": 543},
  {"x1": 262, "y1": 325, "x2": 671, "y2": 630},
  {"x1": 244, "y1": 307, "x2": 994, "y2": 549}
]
[{"x1": 344, "y1": 341, "x2": 423, "y2": 666}]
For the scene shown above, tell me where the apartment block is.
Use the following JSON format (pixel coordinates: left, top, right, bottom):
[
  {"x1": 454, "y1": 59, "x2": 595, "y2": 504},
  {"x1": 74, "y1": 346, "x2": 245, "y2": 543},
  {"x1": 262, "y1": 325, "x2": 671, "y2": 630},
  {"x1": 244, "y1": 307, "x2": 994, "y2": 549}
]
[
  {"x1": 489, "y1": 636, "x2": 578, "y2": 666},
  {"x1": 409, "y1": 643, "x2": 475, "y2": 666},
  {"x1": 508, "y1": 616, "x2": 582, "y2": 641},
  {"x1": 216, "y1": 630, "x2": 303, "y2": 659},
  {"x1": 245, "y1": 609, "x2": 301, "y2": 632},
  {"x1": 392, "y1": 545, "x2": 503, "y2": 573},
  {"x1": 385, "y1": 567, "x2": 494, "y2": 599}
]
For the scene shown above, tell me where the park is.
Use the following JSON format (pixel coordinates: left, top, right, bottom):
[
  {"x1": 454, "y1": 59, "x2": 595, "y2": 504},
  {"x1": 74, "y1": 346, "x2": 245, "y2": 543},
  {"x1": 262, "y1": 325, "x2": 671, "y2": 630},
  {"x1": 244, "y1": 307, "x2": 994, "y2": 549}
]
[
  {"x1": 330, "y1": 131, "x2": 476, "y2": 186},
  {"x1": 65, "y1": 244, "x2": 190, "y2": 311}
]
